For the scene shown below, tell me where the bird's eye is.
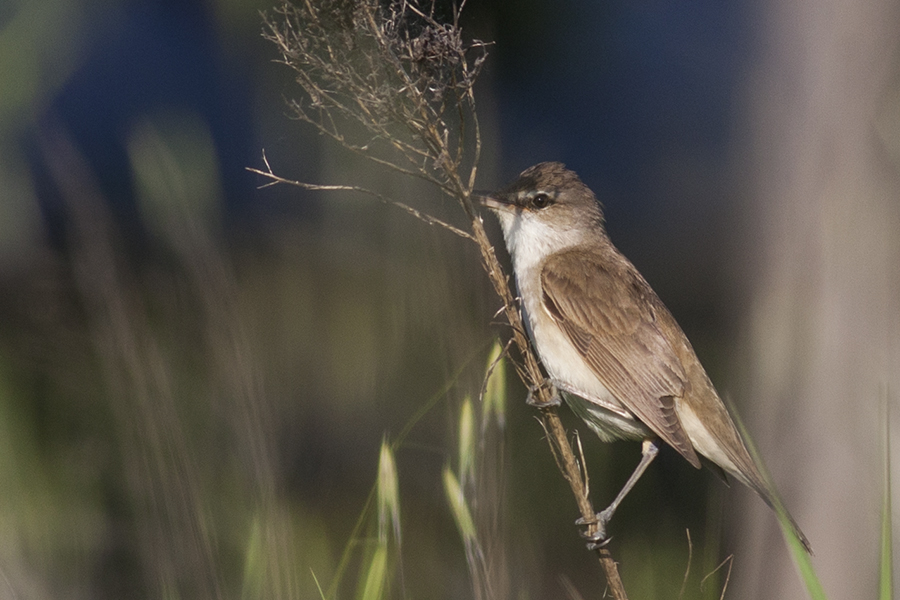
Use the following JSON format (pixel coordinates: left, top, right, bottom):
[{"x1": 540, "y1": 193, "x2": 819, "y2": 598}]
[{"x1": 531, "y1": 193, "x2": 552, "y2": 209}]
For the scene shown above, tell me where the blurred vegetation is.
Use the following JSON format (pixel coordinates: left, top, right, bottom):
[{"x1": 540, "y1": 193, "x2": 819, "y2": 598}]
[{"x1": 0, "y1": 0, "x2": 852, "y2": 598}]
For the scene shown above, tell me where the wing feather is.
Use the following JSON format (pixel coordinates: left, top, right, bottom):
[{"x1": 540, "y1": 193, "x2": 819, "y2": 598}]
[{"x1": 541, "y1": 248, "x2": 701, "y2": 467}]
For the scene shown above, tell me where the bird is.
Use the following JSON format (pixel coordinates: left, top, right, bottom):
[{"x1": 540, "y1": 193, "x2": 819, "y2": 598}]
[{"x1": 478, "y1": 161, "x2": 810, "y2": 551}]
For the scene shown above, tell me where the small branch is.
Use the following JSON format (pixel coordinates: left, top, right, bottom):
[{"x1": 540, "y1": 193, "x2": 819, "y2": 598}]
[
  {"x1": 248, "y1": 154, "x2": 474, "y2": 241},
  {"x1": 538, "y1": 405, "x2": 628, "y2": 599},
  {"x1": 284, "y1": 99, "x2": 448, "y2": 190},
  {"x1": 678, "y1": 529, "x2": 693, "y2": 600},
  {"x1": 701, "y1": 554, "x2": 734, "y2": 600}
]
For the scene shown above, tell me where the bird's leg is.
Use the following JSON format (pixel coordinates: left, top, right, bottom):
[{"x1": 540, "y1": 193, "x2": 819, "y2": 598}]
[
  {"x1": 577, "y1": 439, "x2": 659, "y2": 549},
  {"x1": 525, "y1": 379, "x2": 561, "y2": 407}
]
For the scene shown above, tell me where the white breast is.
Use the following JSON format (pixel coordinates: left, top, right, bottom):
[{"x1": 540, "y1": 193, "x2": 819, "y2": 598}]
[{"x1": 500, "y1": 211, "x2": 648, "y2": 441}]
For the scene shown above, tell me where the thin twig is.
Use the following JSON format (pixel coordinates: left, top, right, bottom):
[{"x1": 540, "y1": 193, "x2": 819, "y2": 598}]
[
  {"x1": 574, "y1": 430, "x2": 589, "y2": 499},
  {"x1": 701, "y1": 554, "x2": 734, "y2": 600},
  {"x1": 248, "y1": 154, "x2": 474, "y2": 241},
  {"x1": 678, "y1": 529, "x2": 693, "y2": 600}
]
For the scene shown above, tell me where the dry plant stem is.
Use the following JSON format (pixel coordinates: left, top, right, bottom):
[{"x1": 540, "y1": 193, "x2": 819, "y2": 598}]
[
  {"x1": 247, "y1": 154, "x2": 474, "y2": 241},
  {"x1": 260, "y1": 1, "x2": 627, "y2": 595},
  {"x1": 462, "y1": 199, "x2": 628, "y2": 600}
]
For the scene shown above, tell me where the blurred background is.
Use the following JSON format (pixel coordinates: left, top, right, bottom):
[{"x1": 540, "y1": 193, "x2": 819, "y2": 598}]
[{"x1": 1, "y1": 0, "x2": 898, "y2": 598}]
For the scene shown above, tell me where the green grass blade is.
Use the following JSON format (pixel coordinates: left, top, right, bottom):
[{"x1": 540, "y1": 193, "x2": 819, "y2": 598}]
[
  {"x1": 377, "y1": 439, "x2": 401, "y2": 546},
  {"x1": 483, "y1": 340, "x2": 507, "y2": 430},
  {"x1": 879, "y1": 395, "x2": 893, "y2": 600},
  {"x1": 780, "y1": 517, "x2": 827, "y2": 600},
  {"x1": 443, "y1": 467, "x2": 477, "y2": 544},
  {"x1": 722, "y1": 394, "x2": 827, "y2": 598},
  {"x1": 359, "y1": 545, "x2": 388, "y2": 600},
  {"x1": 311, "y1": 569, "x2": 327, "y2": 600},
  {"x1": 879, "y1": 483, "x2": 893, "y2": 600},
  {"x1": 241, "y1": 515, "x2": 265, "y2": 600},
  {"x1": 458, "y1": 397, "x2": 476, "y2": 487}
]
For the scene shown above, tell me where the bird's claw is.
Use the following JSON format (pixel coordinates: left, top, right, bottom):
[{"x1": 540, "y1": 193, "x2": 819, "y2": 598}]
[
  {"x1": 576, "y1": 508, "x2": 614, "y2": 550},
  {"x1": 525, "y1": 380, "x2": 561, "y2": 407},
  {"x1": 586, "y1": 537, "x2": 613, "y2": 550}
]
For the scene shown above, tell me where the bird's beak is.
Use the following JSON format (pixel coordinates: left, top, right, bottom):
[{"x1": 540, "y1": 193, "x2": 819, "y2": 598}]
[{"x1": 473, "y1": 191, "x2": 513, "y2": 212}]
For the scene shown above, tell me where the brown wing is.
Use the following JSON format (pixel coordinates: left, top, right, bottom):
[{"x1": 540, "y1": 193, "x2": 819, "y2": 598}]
[{"x1": 541, "y1": 247, "x2": 701, "y2": 467}]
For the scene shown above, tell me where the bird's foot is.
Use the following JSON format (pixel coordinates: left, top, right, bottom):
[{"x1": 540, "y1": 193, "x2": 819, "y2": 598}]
[
  {"x1": 525, "y1": 380, "x2": 561, "y2": 408},
  {"x1": 575, "y1": 507, "x2": 615, "y2": 550}
]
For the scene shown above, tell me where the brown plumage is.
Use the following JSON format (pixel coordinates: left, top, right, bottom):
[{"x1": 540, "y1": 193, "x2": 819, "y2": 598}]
[
  {"x1": 541, "y1": 247, "x2": 700, "y2": 467},
  {"x1": 482, "y1": 162, "x2": 810, "y2": 551}
]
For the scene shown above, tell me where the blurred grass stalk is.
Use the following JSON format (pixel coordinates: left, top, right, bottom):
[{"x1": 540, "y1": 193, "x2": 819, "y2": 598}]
[
  {"x1": 33, "y1": 114, "x2": 305, "y2": 599},
  {"x1": 443, "y1": 341, "x2": 510, "y2": 600},
  {"x1": 356, "y1": 440, "x2": 400, "y2": 600},
  {"x1": 330, "y1": 345, "x2": 509, "y2": 600}
]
